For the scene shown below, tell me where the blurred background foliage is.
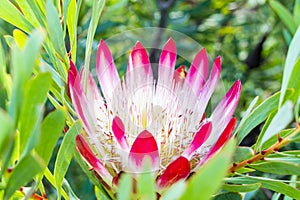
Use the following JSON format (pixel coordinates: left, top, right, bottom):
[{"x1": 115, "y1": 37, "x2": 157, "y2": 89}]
[{"x1": 0, "y1": 0, "x2": 300, "y2": 199}]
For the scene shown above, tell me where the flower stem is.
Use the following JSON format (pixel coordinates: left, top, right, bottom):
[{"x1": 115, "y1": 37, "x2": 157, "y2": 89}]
[{"x1": 229, "y1": 123, "x2": 300, "y2": 174}]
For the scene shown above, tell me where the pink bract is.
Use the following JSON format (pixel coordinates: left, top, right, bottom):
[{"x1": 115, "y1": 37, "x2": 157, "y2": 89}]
[{"x1": 68, "y1": 38, "x2": 241, "y2": 192}]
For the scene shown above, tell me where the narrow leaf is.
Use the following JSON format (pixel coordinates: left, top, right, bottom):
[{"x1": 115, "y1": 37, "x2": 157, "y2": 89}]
[
  {"x1": 280, "y1": 26, "x2": 300, "y2": 106},
  {"x1": 250, "y1": 161, "x2": 300, "y2": 175},
  {"x1": 35, "y1": 109, "x2": 65, "y2": 168},
  {"x1": 4, "y1": 152, "x2": 45, "y2": 199},
  {"x1": 256, "y1": 101, "x2": 293, "y2": 150},
  {"x1": 236, "y1": 92, "x2": 281, "y2": 144},
  {"x1": 269, "y1": 0, "x2": 297, "y2": 34},
  {"x1": 0, "y1": 0, "x2": 33, "y2": 33},
  {"x1": 46, "y1": 0, "x2": 68, "y2": 64},
  {"x1": 227, "y1": 176, "x2": 300, "y2": 199},
  {"x1": 222, "y1": 183, "x2": 261, "y2": 193},
  {"x1": 54, "y1": 121, "x2": 82, "y2": 198}
]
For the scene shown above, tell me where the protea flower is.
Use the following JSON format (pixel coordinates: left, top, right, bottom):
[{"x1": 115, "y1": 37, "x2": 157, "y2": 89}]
[{"x1": 68, "y1": 38, "x2": 241, "y2": 194}]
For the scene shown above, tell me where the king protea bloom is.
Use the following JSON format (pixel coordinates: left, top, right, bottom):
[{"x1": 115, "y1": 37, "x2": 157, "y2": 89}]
[{"x1": 68, "y1": 38, "x2": 241, "y2": 193}]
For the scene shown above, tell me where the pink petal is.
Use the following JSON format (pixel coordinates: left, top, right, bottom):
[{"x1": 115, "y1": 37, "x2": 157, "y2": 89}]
[
  {"x1": 201, "y1": 118, "x2": 236, "y2": 164},
  {"x1": 68, "y1": 73, "x2": 93, "y2": 134},
  {"x1": 76, "y1": 135, "x2": 112, "y2": 182},
  {"x1": 182, "y1": 121, "x2": 212, "y2": 160},
  {"x1": 185, "y1": 48, "x2": 209, "y2": 97},
  {"x1": 127, "y1": 41, "x2": 152, "y2": 77},
  {"x1": 96, "y1": 40, "x2": 120, "y2": 100},
  {"x1": 158, "y1": 38, "x2": 176, "y2": 85},
  {"x1": 156, "y1": 156, "x2": 190, "y2": 188},
  {"x1": 197, "y1": 57, "x2": 221, "y2": 116},
  {"x1": 67, "y1": 60, "x2": 78, "y2": 95},
  {"x1": 210, "y1": 80, "x2": 241, "y2": 135},
  {"x1": 112, "y1": 116, "x2": 129, "y2": 150},
  {"x1": 128, "y1": 130, "x2": 159, "y2": 171}
]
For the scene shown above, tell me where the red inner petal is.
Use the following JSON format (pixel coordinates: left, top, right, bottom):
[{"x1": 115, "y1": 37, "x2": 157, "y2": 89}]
[
  {"x1": 129, "y1": 130, "x2": 159, "y2": 169},
  {"x1": 157, "y1": 156, "x2": 190, "y2": 188}
]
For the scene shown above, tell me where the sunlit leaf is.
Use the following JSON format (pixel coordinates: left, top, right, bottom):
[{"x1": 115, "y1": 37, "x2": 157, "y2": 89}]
[
  {"x1": 0, "y1": 0, "x2": 33, "y2": 33},
  {"x1": 66, "y1": 0, "x2": 78, "y2": 61},
  {"x1": 15, "y1": 0, "x2": 40, "y2": 27}
]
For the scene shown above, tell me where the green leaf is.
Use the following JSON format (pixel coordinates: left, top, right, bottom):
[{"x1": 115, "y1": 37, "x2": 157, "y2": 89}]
[
  {"x1": 269, "y1": 0, "x2": 297, "y2": 34},
  {"x1": 8, "y1": 29, "x2": 46, "y2": 121},
  {"x1": 261, "y1": 129, "x2": 293, "y2": 150},
  {"x1": 232, "y1": 147, "x2": 254, "y2": 163},
  {"x1": 234, "y1": 96, "x2": 259, "y2": 136},
  {"x1": 293, "y1": 0, "x2": 300, "y2": 25},
  {"x1": 35, "y1": 109, "x2": 65, "y2": 168},
  {"x1": 0, "y1": 0, "x2": 33, "y2": 33},
  {"x1": 73, "y1": 151, "x2": 113, "y2": 199},
  {"x1": 280, "y1": 26, "x2": 300, "y2": 106},
  {"x1": 295, "y1": 96, "x2": 300, "y2": 122},
  {"x1": 250, "y1": 161, "x2": 300, "y2": 175},
  {"x1": 0, "y1": 41, "x2": 7, "y2": 109},
  {"x1": 46, "y1": 0, "x2": 68, "y2": 64},
  {"x1": 54, "y1": 121, "x2": 82, "y2": 199},
  {"x1": 82, "y1": 0, "x2": 105, "y2": 89},
  {"x1": 4, "y1": 152, "x2": 45, "y2": 200},
  {"x1": 160, "y1": 181, "x2": 186, "y2": 200},
  {"x1": 0, "y1": 109, "x2": 14, "y2": 158},
  {"x1": 227, "y1": 176, "x2": 300, "y2": 199},
  {"x1": 213, "y1": 192, "x2": 242, "y2": 200},
  {"x1": 66, "y1": 0, "x2": 78, "y2": 62},
  {"x1": 222, "y1": 183, "x2": 261, "y2": 193},
  {"x1": 44, "y1": 168, "x2": 69, "y2": 200},
  {"x1": 117, "y1": 173, "x2": 133, "y2": 200},
  {"x1": 137, "y1": 170, "x2": 156, "y2": 200},
  {"x1": 255, "y1": 101, "x2": 293, "y2": 150},
  {"x1": 15, "y1": 0, "x2": 40, "y2": 27},
  {"x1": 180, "y1": 139, "x2": 235, "y2": 200},
  {"x1": 236, "y1": 92, "x2": 280, "y2": 144},
  {"x1": 19, "y1": 73, "x2": 52, "y2": 156},
  {"x1": 287, "y1": 57, "x2": 300, "y2": 102}
]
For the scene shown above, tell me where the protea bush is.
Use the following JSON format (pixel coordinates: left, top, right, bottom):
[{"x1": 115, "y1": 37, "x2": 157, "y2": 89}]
[{"x1": 68, "y1": 38, "x2": 241, "y2": 195}]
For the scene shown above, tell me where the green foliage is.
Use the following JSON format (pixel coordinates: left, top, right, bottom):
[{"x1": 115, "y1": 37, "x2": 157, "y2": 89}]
[
  {"x1": 179, "y1": 139, "x2": 235, "y2": 200},
  {"x1": 0, "y1": 0, "x2": 300, "y2": 199},
  {"x1": 54, "y1": 121, "x2": 82, "y2": 199}
]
